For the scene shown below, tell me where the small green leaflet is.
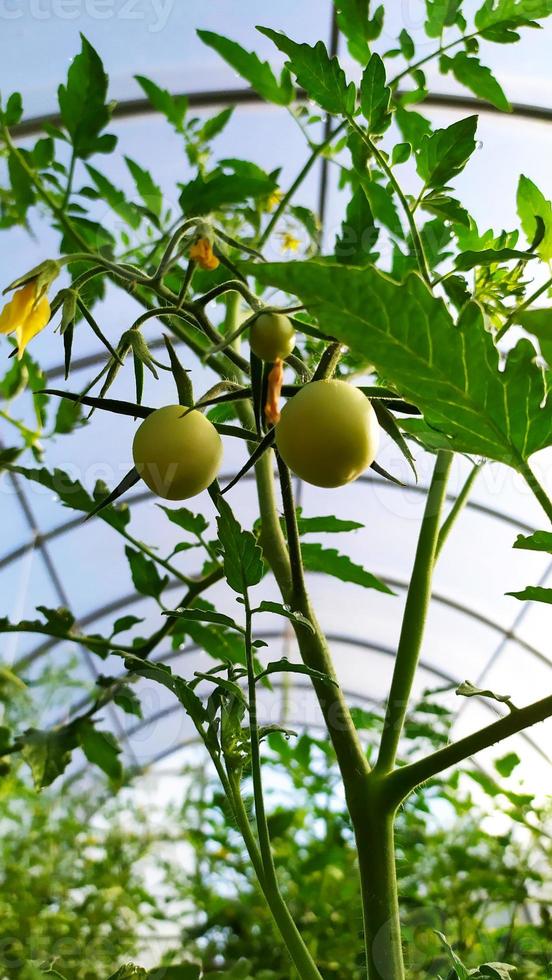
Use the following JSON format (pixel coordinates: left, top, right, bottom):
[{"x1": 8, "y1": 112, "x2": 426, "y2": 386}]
[
  {"x1": 416, "y1": 116, "x2": 478, "y2": 188},
  {"x1": 360, "y1": 54, "x2": 391, "y2": 134},
  {"x1": 123, "y1": 654, "x2": 208, "y2": 727},
  {"x1": 18, "y1": 727, "x2": 77, "y2": 789},
  {"x1": 475, "y1": 0, "x2": 552, "y2": 33},
  {"x1": 301, "y1": 543, "x2": 393, "y2": 594},
  {"x1": 455, "y1": 247, "x2": 535, "y2": 270},
  {"x1": 507, "y1": 585, "x2": 552, "y2": 604},
  {"x1": 78, "y1": 721, "x2": 123, "y2": 783},
  {"x1": 179, "y1": 161, "x2": 276, "y2": 216},
  {"x1": 166, "y1": 607, "x2": 245, "y2": 633},
  {"x1": 513, "y1": 529, "x2": 552, "y2": 552},
  {"x1": 495, "y1": 752, "x2": 521, "y2": 777},
  {"x1": 334, "y1": 0, "x2": 385, "y2": 63},
  {"x1": 158, "y1": 505, "x2": 209, "y2": 538},
  {"x1": 425, "y1": 0, "x2": 462, "y2": 37},
  {"x1": 456, "y1": 680, "x2": 513, "y2": 707},
  {"x1": 57, "y1": 35, "x2": 115, "y2": 158},
  {"x1": 124, "y1": 547, "x2": 168, "y2": 601},
  {"x1": 248, "y1": 261, "x2": 552, "y2": 467},
  {"x1": 441, "y1": 53, "x2": 510, "y2": 112},
  {"x1": 252, "y1": 600, "x2": 314, "y2": 634},
  {"x1": 516, "y1": 174, "x2": 552, "y2": 261},
  {"x1": 255, "y1": 658, "x2": 337, "y2": 687},
  {"x1": 125, "y1": 157, "x2": 163, "y2": 219},
  {"x1": 135, "y1": 75, "x2": 187, "y2": 132},
  {"x1": 6, "y1": 464, "x2": 130, "y2": 532},
  {"x1": 257, "y1": 27, "x2": 356, "y2": 116},
  {"x1": 294, "y1": 510, "x2": 364, "y2": 535},
  {"x1": 85, "y1": 164, "x2": 141, "y2": 229},
  {"x1": 216, "y1": 498, "x2": 264, "y2": 595},
  {"x1": 197, "y1": 30, "x2": 293, "y2": 106}
]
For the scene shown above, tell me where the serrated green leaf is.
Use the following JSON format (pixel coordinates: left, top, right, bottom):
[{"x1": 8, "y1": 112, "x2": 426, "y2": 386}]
[
  {"x1": 416, "y1": 116, "x2": 478, "y2": 188},
  {"x1": 158, "y1": 505, "x2": 209, "y2": 538},
  {"x1": 198, "y1": 30, "x2": 293, "y2": 106},
  {"x1": 135, "y1": 75, "x2": 187, "y2": 131},
  {"x1": 301, "y1": 543, "x2": 393, "y2": 594},
  {"x1": 425, "y1": 0, "x2": 463, "y2": 37},
  {"x1": 78, "y1": 721, "x2": 123, "y2": 782},
  {"x1": 248, "y1": 261, "x2": 552, "y2": 467},
  {"x1": 123, "y1": 655, "x2": 208, "y2": 727},
  {"x1": 516, "y1": 174, "x2": 552, "y2": 260},
  {"x1": 58, "y1": 35, "x2": 115, "y2": 158},
  {"x1": 255, "y1": 658, "x2": 337, "y2": 687},
  {"x1": 360, "y1": 54, "x2": 391, "y2": 134},
  {"x1": 507, "y1": 585, "x2": 552, "y2": 603},
  {"x1": 124, "y1": 547, "x2": 168, "y2": 600},
  {"x1": 513, "y1": 529, "x2": 552, "y2": 552},
  {"x1": 85, "y1": 164, "x2": 141, "y2": 229},
  {"x1": 258, "y1": 27, "x2": 355, "y2": 115},
  {"x1": 167, "y1": 607, "x2": 245, "y2": 633},
  {"x1": 294, "y1": 510, "x2": 364, "y2": 535},
  {"x1": 18, "y1": 727, "x2": 77, "y2": 789},
  {"x1": 179, "y1": 161, "x2": 276, "y2": 216},
  {"x1": 125, "y1": 157, "x2": 163, "y2": 218},
  {"x1": 455, "y1": 247, "x2": 534, "y2": 270},
  {"x1": 475, "y1": 0, "x2": 552, "y2": 34},
  {"x1": 216, "y1": 498, "x2": 264, "y2": 594},
  {"x1": 253, "y1": 600, "x2": 314, "y2": 633},
  {"x1": 441, "y1": 52, "x2": 510, "y2": 112},
  {"x1": 334, "y1": 0, "x2": 385, "y2": 62}
]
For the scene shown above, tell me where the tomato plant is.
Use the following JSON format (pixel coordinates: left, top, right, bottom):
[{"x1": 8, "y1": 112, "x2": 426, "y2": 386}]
[{"x1": 1, "y1": 5, "x2": 552, "y2": 980}]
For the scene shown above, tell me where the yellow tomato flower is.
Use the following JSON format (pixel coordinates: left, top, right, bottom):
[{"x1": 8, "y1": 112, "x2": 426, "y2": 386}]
[
  {"x1": 0, "y1": 281, "x2": 51, "y2": 359},
  {"x1": 265, "y1": 189, "x2": 283, "y2": 213},
  {"x1": 189, "y1": 237, "x2": 220, "y2": 271},
  {"x1": 280, "y1": 232, "x2": 301, "y2": 253}
]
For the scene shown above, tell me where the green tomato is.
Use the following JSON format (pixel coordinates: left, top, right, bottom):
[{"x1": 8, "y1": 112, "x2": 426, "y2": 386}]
[
  {"x1": 249, "y1": 311, "x2": 296, "y2": 362},
  {"x1": 132, "y1": 404, "x2": 222, "y2": 500},
  {"x1": 275, "y1": 380, "x2": 380, "y2": 488}
]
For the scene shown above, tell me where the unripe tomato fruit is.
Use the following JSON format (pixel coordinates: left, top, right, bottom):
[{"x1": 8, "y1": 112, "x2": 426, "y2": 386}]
[
  {"x1": 275, "y1": 380, "x2": 379, "y2": 488},
  {"x1": 132, "y1": 405, "x2": 223, "y2": 500},
  {"x1": 250, "y1": 312, "x2": 296, "y2": 362}
]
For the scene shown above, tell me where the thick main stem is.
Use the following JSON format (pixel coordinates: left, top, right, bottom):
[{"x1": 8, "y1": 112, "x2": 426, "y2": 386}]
[{"x1": 351, "y1": 781, "x2": 404, "y2": 980}]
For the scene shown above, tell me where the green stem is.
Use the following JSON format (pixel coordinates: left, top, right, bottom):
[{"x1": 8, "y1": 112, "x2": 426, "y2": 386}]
[
  {"x1": 435, "y1": 461, "x2": 482, "y2": 560},
  {"x1": 348, "y1": 119, "x2": 431, "y2": 285},
  {"x1": 258, "y1": 121, "x2": 347, "y2": 249},
  {"x1": 388, "y1": 693, "x2": 552, "y2": 803},
  {"x1": 496, "y1": 273, "x2": 552, "y2": 341},
  {"x1": 518, "y1": 457, "x2": 552, "y2": 524},
  {"x1": 62, "y1": 149, "x2": 76, "y2": 211},
  {"x1": 241, "y1": 590, "x2": 323, "y2": 980},
  {"x1": 350, "y1": 780, "x2": 404, "y2": 980},
  {"x1": 390, "y1": 30, "x2": 481, "y2": 86},
  {"x1": 376, "y1": 451, "x2": 452, "y2": 773}
]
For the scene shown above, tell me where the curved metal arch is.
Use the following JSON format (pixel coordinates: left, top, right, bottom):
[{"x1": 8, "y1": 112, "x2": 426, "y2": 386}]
[
  {"x1": 16, "y1": 557, "x2": 552, "y2": 678},
  {"x1": 0, "y1": 468, "x2": 540, "y2": 577},
  {"x1": 12, "y1": 89, "x2": 552, "y2": 143},
  {"x1": 57, "y1": 630, "x2": 551, "y2": 768}
]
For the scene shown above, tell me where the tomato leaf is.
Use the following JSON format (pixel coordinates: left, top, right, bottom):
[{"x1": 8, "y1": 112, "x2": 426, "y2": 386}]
[
  {"x1": 252, "y1": 600, "x2": 315, "y2": 634},
  {"x1": 135, "y1": 75, "x2": 187, "y2": 132},
  {"x1": 516, "y1": 174, "x2": 552, "y2": 261},
  {"x1": 441, "y1": 52, "x2": 510, "y2": 112},
  {"x1": 216, "y1": 498, "x2": 264, "y2": 595},
  {"x1": 257, "y1": 27, "x2": 356, "y2": 115},
  {"x1": 18, "y1": 726, "x2": 77, "y2": 789},
  {"x1": 77, "y1": 721, "x2": 123, "y2": 782},
  {"x1": 416, "y1": 116, "x2": 478, "y2": 188},
  {"x1": 255, "y1": 658, "x2": 337, "y2": 687},
  {"x1": 124, "y1": 547, "x2": 169, "y2": 600},
  {"x1": 334, "y1": 0, "x2": 385, "y2": 63},
  {"x1": 58, "y1": 35, "x2": 115, "y2": 158},
  {"x1": 359, "y1": 54, "x2": 391, "y2": 134},
  {"x1": 513, "y1": 529, "x2": 552, "y2": 552},
  {"x1": 301, "y1": 543, "x2": 394, "y2": 594},
  {"x1": 248, "y1": 261, "x2": 552, "y2": 467},
  {"x1": 197, "y1": 30, "x2": 293, "y2": 106}
]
